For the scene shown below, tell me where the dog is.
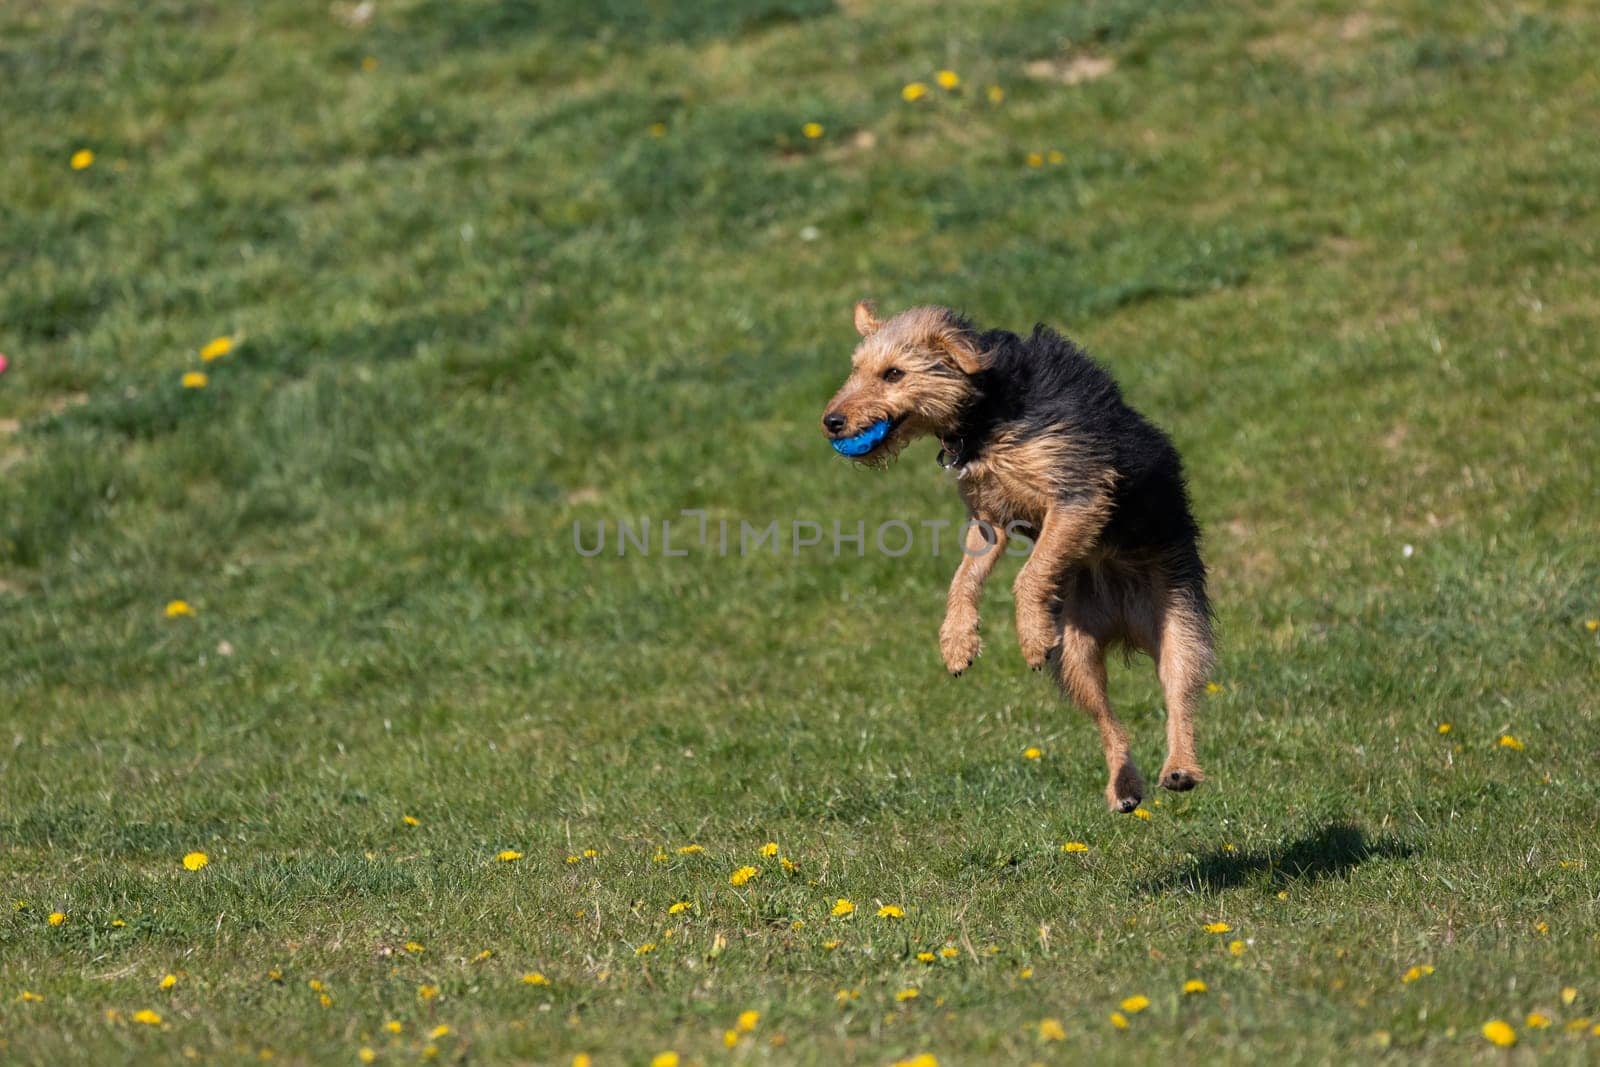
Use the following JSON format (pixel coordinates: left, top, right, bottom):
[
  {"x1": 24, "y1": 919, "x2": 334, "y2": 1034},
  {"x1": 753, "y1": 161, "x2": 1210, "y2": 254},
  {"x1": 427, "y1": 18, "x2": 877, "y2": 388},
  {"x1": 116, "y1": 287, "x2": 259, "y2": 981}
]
[{"x1": 821, "y1": 301, "x2": 1214, "y2": 813}]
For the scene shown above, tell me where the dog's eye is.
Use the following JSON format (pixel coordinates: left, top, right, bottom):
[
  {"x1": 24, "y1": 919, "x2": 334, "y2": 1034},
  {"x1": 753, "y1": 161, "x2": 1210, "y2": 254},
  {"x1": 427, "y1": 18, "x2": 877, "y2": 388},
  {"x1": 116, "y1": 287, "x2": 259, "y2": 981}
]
[{"x1": 882, "y1": 367, "x2": 904, "y2": 383}]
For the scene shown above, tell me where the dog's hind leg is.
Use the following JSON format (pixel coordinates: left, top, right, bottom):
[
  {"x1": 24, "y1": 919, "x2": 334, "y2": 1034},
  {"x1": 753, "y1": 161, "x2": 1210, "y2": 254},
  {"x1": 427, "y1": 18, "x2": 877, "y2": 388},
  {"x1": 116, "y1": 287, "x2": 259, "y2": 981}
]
[
  {"x1": 1055, "y1": 621, "x2": 1145, "y2": 813},
  {"x1": 1155, "y1": 593, "x2": 1214, "y2": 792}
]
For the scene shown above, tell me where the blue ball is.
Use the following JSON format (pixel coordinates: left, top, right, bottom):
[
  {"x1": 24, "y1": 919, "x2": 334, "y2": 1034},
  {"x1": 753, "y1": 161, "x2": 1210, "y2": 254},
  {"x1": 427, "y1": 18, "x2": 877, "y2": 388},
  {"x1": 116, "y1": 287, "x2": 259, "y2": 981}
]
[{"x1": 831, "y1": 418, "x2": 892, "y2": 457}]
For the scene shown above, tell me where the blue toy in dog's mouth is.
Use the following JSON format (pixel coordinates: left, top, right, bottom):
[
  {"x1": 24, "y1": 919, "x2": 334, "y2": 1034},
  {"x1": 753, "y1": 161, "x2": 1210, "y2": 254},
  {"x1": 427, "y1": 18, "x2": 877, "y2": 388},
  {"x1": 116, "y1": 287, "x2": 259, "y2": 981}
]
[{"x1": 831, "y1": 418, "x2": 892, "y2": 457}]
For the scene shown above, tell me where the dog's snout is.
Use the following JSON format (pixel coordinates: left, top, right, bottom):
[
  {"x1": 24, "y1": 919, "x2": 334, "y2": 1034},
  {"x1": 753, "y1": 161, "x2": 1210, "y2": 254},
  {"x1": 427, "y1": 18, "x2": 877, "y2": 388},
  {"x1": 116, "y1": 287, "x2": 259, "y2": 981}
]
[{"x1": 822, "y1": 411, "x2": 847, "y2": 435}]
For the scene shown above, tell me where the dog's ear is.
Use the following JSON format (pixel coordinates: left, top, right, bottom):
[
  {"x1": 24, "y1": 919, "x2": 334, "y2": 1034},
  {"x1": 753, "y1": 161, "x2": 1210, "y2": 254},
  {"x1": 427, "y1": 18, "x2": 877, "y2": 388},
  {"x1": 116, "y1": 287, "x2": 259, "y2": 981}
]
[
  {"x1": 853, "y1": 299, "x2": 881, "y2": 338},
  {"x1": 931, "y1": 324, "x2": 984, "y2": 375}
]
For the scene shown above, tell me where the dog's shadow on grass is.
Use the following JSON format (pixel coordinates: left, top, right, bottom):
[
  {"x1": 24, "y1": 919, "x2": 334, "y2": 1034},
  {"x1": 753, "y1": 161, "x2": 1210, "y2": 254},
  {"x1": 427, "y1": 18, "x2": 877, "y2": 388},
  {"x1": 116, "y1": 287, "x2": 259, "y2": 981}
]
[{"x1": 1141, "y1": 821, "x2": 1416, "y2": 895}]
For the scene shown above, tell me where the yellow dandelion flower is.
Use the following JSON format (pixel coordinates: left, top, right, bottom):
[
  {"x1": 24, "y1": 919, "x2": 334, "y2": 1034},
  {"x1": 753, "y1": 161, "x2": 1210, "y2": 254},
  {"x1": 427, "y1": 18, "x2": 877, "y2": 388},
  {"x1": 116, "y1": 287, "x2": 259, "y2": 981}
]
[
  {"x1": 834, "y1": 987, "x2": 858, "y2": 1004},
  {"x1": 760, "y1": 842, "x2": 779, "y2": 857},
  {"x1": 573, "y1": 1057, "x2": 592, "y2": 1067},
  {"x1": 936, "y1": 70, "x2": 960, "y2": 89},
  {"x1": 404, "y1": 941, "x2": 425, "y2": 953},
  {"x1": 737, "y1": 1010, "x2": 759, "y2": 1032},
  {"x1": 319, "y1": 992, "x2": 332, "y2": 1007},
  {"x1": 422, "y1": 1047, "x2": 438, "y2": 1060},
  {"x1": 651, "y1": 849, "x2": 668, "y2": 862},
  {"x1": 822, "y1": 940, "x2": 841, "y2": 951},
  {"x1": 267, "y1": 969, "x2": 282, "y2": 982},
  {"x1": 648, "y1": 122, "x2": 667, "y2": 138},
  {"x1": 181, "y1": 371, "x2": 208, "y2": 389},
  {"x1": 831, "y1": 898, "x2": 855, "y2": 917},
  {"x1": 1026, "y1": 152, "x2": 1044, "y2": 167},
  {"x1": 1019, "y1": 967, "x2": 1033, "y2": 979},
  {"x1": 1437, "y1": 723, "x2": 1451, "y2": 735},
  {"x1": 1110, "y1": 1011, "x2": 1129, "y2": 1030},
  {"x1": 1526, "y1": 1012, "x2": 1551, "y2": 1029},
  {"x1": 1228, "y1": 939, "x2": 1246, "y2": 956},
  {"x1": 1498, "y1": 734, "x2": 1524, "y2": 750},
  {"x1": 496, "y1": 850, "x2": 522, "y2": 862},
  {"x1": 635, "y1": 943, "x2": 657, "y2": 956},
  {"x1": 780, "y1": 856, "x2": 797, "y2": 872},
  {"x1": 199, "y1": 336, "x2": 233, "y2": 361},
  {"x1": 429, "y1": 1025, "x2": 451, "y2": 1039},
  {"x1": 677, "y1": 843, "x2": 704, "y2": 854},
  {"x1": 582, "y1": 848, "x2": 598, "y2": 858},
  {"x1": 160, "y1": 974, "x2": 177, "y2": 990},
  {"x1": 730, "y1": 865, "x2": 759, "y2": 886},
  {"x1": 384, "y1": 1020, "x2": 403, "y2": 1033},
  {"x1": 1120, "y1": 995, "x2": 1150, "y2": 1014},
  {"x1": 986, "y1": 85, "x2": 1004, "y2": 103},
  {"x1": 474, "y1": 949, "x2": 492, "y2": 962},
  {"x1": 417, "y1": 985, "x2": 438, "y2": 1001},
  {"x1": 48, "y1": 911, "x2": 66, "y2": 926},
  {"x1": 112, "y1": 919, "x2": 126, "y2": 927},
  {"x1": 308, "y1": 980, "x2": 324, "y2": 992},
  {"x1": 1038, "y1": 1017, "x2": 1066, "y2": 1041},
  {"x1": 650, "y1": 1053, "x2": 679, "y2": 1067},
  {"x1": 1205, "y1": 681, "x2": 1222, "y2": 694},
  {"x1": 165, "y1": 600, "x2": 195, "y2": 619},
  {"x1": 402, "y1": 815, "x2": 419, "y2": 826},
  {"x1": 1023, "y1": 746, "x2": 1042, "y2": 760},
  {"x1": 1561, "y1": 987, "x2": 1577, "y2": 1006},
  {"x1": 522, "y1": 972, "x2": 548, "y2": 985},
  {"x1": 1062, "y1": 841, "x2": 1089, "y2": 853},
  {"x1": 133, "y1": 1008, "x2": 162, "y2": 1025},
  {"x1": 564, "y1": 855, "x2": 581, "y2": 865},
  {"x1": 1565, "y1": 1017, "x2": 1592, "y2": 1033},
  {"x1": 723, "y1": 1029, "x2": 739, "y2": 1048},
  {"x1": 1133, "y1": 807, "x2": 1153, "y2": 820},
  {"x1": 668, "y1": 901, "x2": 692, "y2": 915},
  {"x1": 19, "y1": 991, "x2": 44, "y2": 1002},
  {"x1": 1401, "y1": 964, "x2": 1434, "y2": 983},
  {"x1": 891, "y1": 1056, "x2": 938, "y2": 1067},
  {"x1": 1183, "y1": 979, "x2": 1208, "y2": 994},
  {"x1": 71, "y1": 149, "x2": 96, "y2": 170},
  {"x1": 895, "y1": 988, "x2": 919, "y2": 1002},
  {"x1": 917, "y1": 951, "x2": 936, "y2": 963},
  {"x1": 358, "y1": 1050, "x2": 376, "y2": 1065},
  {"x1": 1586, "y1": 619, "x2": 1599, "y2": 632},
  {"x1": 1536, "y1": 920, "x2": 1549, "y2": 935},
  {"x1": 791, "y1": 920, "x2": 805, "y2": 929},
  {"x1": 1203, "y1": 922, "x2": 1231, "y2": 934},
  {"x1": 1481, "y1": 1019, "x2": 1516, "y2": 1047},
  {"x1": 877, "y1": 904, "x2": 905, "y2": 918},
  {"x1": 940, "y1": 946, "x2": 959, "y2": 959},
  {"x1": 801, "y1": 123, "x2": 823, "y2": 139},
  {"x1": 902, "y1": 82, "x2": 929, "y2": 102},
  {"x1": 1047, "y1": 149, "x2": 1064, "y2": 164}
]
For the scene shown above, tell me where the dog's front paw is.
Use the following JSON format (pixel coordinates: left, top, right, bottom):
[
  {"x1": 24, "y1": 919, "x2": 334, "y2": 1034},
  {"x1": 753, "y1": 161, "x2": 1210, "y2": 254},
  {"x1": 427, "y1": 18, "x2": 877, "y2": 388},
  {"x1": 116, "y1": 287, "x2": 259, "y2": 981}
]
[
  {"x1": 940, "y1": 618, "x2": 982, "y2": 676},
  {"x1": 1016, "y1": 612, "x2": 1057, "y2": 671}
]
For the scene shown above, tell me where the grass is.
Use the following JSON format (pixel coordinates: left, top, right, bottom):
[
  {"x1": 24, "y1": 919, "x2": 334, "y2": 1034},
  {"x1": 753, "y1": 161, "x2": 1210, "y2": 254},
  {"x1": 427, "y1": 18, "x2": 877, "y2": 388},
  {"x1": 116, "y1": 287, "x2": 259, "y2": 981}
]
[{"x1": 2, "y1": 0, "x2": 1599, "y2": 1062}]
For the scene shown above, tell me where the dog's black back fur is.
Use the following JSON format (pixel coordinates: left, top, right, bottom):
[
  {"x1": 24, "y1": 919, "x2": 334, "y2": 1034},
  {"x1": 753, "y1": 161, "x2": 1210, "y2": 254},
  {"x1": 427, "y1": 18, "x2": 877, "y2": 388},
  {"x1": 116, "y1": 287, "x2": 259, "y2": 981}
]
[{"x1": 945, "y1": 320, "x2": 1209, "y2": 614}]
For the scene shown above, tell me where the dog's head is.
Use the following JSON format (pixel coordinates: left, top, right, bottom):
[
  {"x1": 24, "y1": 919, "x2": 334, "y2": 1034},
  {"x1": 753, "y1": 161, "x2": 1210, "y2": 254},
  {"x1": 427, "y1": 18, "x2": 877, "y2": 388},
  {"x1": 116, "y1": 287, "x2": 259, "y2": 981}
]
[{"x1": 820, "y1": 301, "x2": 982, "y2": 464}]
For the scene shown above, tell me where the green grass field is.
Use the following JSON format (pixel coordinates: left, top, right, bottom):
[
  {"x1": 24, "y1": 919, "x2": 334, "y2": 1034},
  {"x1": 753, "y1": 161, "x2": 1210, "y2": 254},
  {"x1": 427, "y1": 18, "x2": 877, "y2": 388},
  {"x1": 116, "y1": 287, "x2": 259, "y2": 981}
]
[{"x1": 4, "y1": 0, "x2": 1599, "y2": 1063}]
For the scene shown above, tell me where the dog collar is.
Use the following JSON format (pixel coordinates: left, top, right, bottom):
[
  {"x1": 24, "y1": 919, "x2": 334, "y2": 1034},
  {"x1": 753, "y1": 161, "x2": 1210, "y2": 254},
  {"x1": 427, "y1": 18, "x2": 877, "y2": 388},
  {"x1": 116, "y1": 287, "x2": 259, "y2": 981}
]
[{"x1": 937, "y1": 436, "x2": 969, "y2": 470}]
